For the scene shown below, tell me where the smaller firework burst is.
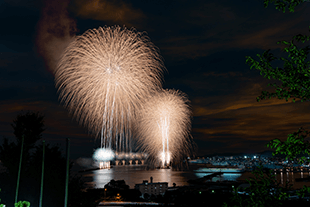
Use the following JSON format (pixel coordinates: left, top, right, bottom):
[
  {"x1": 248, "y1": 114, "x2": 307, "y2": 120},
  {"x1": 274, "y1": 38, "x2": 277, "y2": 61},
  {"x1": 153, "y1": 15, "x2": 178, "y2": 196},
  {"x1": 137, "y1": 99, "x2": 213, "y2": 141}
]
[{"x1": 136, "y1": 89, "x2": 192, "y2": 167}]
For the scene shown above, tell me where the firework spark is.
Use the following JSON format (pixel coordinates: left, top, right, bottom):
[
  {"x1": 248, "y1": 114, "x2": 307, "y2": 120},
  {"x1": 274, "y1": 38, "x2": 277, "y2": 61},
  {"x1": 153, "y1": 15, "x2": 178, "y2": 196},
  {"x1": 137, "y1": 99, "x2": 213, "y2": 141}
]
[
  {"x1": 136, "y1": 89, "x2": 192, "y2": 166},
  {"x1": 55, "y1": 26, "x2": 165, "y2": 152},
  {"x1": 93, "y1": 148, "x2": 115, "y2": 161}
]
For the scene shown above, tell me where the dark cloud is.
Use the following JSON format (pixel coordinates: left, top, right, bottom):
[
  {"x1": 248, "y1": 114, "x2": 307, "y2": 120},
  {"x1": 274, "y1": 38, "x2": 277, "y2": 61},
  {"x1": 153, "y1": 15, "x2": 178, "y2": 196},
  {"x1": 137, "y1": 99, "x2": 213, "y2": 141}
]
[
  {"x1": 70, "y1": 0, "x2": 146, "y2": 27},
  {"x1": 154, "y1": 0, "x2": 310, "y2": 61}
]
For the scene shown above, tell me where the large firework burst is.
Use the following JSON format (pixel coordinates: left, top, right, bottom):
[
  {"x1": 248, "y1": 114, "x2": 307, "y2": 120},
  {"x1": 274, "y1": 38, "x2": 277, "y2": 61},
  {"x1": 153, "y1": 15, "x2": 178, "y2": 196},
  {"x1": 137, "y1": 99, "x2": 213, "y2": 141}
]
[
  {"x1": 54, "y1": 25, "x2": 165, "y2": 152},
  {"x1": 136, "y1": 89, "x2": 192, "y2": 166}
]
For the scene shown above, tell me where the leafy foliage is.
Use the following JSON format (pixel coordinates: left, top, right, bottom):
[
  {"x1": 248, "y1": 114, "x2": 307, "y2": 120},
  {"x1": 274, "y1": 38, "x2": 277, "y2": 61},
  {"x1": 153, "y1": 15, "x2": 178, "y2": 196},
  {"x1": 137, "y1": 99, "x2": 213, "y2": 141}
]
[
  {"x1": 263, "y1": 0, "x2": 308, "y2": 13},
  {"x1": 264, "y1": 127, "x2": 310, "y2": 200},
  {"x1": 1, "y1": 189, "x2": 30, "y2": 207},
  {"x1": 295, "y1": 185, "x2": 310, "y2": 198},
  {"x1": 14, "y1": 201, "x2": 30, "y2": 207},
  {"x1": 245, "y1": 28, "x2": 310, "y2": 103},
  {"x1": 266, "y1": 127, "x2": 310, "y2": 164},
  {"x1": 235, "y1": 1, "x2": 310, "y2": 206},
  {"x1": 223, "y1": 162, "x2": 292, "y2": 207}
]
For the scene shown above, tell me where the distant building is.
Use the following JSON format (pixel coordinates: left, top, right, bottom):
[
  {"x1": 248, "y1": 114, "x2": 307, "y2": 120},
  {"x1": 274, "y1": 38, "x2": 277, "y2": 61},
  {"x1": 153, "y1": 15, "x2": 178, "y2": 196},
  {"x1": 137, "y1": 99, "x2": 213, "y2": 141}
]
[{"x1": 135, "y1": 177, "x2": 168, "y2": 197}]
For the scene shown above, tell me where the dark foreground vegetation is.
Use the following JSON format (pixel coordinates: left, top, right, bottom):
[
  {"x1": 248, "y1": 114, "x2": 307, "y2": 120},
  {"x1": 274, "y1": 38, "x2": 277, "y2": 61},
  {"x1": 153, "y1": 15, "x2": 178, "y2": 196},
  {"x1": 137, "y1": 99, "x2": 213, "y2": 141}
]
[
  {"x1": 0, "y1": 111, "x2": 102, "y2": 207},
  {"x1": 87, "y1": 180, "x2": 310, "y2": 207}
]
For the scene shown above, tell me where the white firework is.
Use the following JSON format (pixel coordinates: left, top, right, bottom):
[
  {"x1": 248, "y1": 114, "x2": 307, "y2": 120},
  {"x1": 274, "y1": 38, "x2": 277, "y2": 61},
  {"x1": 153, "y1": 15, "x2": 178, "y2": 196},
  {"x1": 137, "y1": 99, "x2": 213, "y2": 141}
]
[
  {"x1": 136, "y1": 89, "x2": 192, "y2": 166},
  {"x1": 54, "y1": 26, "x2": 165, "y2": 152},
  {"x1": 93, "y1": 148, "x2": 115, "y2": 161}
]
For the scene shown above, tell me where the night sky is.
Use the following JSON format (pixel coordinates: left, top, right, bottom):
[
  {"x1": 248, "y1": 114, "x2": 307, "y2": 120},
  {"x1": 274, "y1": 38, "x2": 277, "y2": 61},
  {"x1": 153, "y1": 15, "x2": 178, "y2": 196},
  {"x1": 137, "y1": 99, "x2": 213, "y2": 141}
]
[{"x1": 1, "y1": 0, "x2": 310, "y2": 160}]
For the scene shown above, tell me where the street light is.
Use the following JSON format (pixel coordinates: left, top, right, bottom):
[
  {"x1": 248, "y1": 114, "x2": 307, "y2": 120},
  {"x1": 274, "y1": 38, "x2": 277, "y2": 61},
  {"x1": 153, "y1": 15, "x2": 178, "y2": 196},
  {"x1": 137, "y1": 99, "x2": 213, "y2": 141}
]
[{"x1": 116, "y1": 193, "x2": 121, "y2": 200}]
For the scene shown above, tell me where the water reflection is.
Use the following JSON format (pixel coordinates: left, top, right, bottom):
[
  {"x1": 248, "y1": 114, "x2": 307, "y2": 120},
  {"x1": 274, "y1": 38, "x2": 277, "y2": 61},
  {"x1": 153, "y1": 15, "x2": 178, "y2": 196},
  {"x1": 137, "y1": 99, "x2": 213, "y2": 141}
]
[
  {"x1": 83, "y1": 165, "x2": 195, "y2": 188},
  {"x1": 276, "y1": 170, "x2": 310, "y2": 186},
  {"x1": 82, "y1": 166, "x2": 310, "y2": 189},
  {"x1": 281, "y1": 172, "x2": 283, "y2": 184},
  {"x1": 93, "y1": 167, "x2": 113, "y2": 188},
  {"x1": 222, "y1": 173, "x2": 242, "y2": 181},
  {"x1": 194, "y1": 171, "x2": 242, "y2": 182}
]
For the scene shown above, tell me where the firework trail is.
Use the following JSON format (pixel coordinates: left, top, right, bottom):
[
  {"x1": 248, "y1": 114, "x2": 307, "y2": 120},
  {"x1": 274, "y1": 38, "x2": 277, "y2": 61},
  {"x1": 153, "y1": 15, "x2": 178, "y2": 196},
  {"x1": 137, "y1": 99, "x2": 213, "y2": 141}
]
[
  {"x1": 55, "y1": 26, "x2": 165, "y2": 152},
  {"x1": 136, "y1": 89, "x2": 192, "y2": 166}
]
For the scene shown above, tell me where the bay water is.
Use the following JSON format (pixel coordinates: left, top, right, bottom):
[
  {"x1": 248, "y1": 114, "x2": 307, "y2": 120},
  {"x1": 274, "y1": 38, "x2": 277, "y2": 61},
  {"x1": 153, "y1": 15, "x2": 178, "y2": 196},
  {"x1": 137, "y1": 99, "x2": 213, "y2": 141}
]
[{"x1": 78, "y1": 164, "x2": 310, "y2": 189}]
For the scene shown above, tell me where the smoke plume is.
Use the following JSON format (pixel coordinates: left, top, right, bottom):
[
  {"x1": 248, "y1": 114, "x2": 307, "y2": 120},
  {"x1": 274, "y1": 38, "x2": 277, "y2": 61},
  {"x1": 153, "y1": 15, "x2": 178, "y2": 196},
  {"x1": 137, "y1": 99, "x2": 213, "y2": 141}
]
[{"x1": 35, "y1": 0, "x2": 77, "y2": 73}]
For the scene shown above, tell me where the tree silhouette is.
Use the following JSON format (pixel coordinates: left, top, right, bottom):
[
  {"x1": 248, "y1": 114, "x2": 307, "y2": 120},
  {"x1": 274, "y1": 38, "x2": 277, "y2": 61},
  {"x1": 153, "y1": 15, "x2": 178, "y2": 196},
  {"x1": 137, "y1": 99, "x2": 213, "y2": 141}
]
[
  {"x1": 0, "y1": 137, "x2": 20, "y2": 175},
  {"x1": 263, "y1": 0, "x2": 309, "y2": 13},
  {"x1": 0, "y1": 111, "x2": 102, "y2": 206},
  {"x1": 0, "y1": 111, "x2": 45, "y2": 177},
  {"x1": 11, "y1": 111, "x2": 45, "y2": 148}
]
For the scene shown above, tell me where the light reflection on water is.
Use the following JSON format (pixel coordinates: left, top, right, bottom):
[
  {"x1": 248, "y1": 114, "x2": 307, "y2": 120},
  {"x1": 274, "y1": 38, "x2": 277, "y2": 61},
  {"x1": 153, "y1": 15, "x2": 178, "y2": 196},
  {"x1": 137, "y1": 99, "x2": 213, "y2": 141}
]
[
  {"x1": 81, "y1": 166, "x2": 310, "y2": 189},
  {"x1": 82, "y1": 165, "x2": 197, "y2": 188},
  {"x1": 194, "y1": 170, "x2": 242, "y2": 182}
]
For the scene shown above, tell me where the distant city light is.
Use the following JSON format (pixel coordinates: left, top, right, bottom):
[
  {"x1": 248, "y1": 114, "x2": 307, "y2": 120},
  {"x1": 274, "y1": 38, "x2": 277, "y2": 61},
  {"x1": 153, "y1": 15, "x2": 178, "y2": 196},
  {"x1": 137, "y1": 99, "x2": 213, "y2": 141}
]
[
  {"x1": 254, "y1": 156, "x2": 256, "y2": 158},
  {"x1": 244, "y1": 156, "x2": 247, "y2": 158}
]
